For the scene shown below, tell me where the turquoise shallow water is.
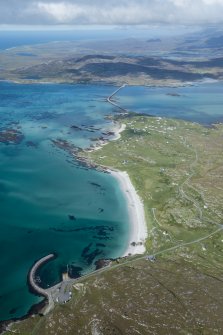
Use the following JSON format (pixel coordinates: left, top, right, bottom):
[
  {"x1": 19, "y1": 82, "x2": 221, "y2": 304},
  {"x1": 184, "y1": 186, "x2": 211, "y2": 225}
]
[
  {"x1": 0, "y1": 83, "x2": 131, "y2": 322},
  {"x1": 0, "y1": 81, "x2": 223, "y2": 322}
]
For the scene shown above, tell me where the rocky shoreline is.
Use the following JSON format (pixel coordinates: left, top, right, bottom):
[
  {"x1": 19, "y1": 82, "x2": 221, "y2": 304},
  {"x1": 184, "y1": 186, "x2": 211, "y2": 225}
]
[
  {"x1": 0, "y1": 254, "x2": 58, "y2": 334},
  {"x1": 0, "y1": 295, "x2": 47, "y2": 334}
]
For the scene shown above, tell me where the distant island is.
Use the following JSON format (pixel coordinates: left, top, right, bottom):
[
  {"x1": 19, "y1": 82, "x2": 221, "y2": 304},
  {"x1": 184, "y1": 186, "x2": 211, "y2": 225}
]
[{"x1": 0, "y1": 32, "x2": 223, "y2": 86}]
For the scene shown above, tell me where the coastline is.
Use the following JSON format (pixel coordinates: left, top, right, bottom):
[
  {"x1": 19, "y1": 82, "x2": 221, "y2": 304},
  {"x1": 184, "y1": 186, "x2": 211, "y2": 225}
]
[
  {"x1": 111, "y1": 122, "x2": 126, "y2": 141},
  {"x1": 110, "y1": 169, "x2": 148, "y2": 257},
  {"x1": 106, "y1": 85, "x2": 147, "y2": 256},
  {"x1": 97, "y1": 84, "x2": 147, "y2": 256},
  {"x1": 86, "y1": 122, "x2": 126, "y2": 152},
  {"x1": 83, "y1": 117, "x2": 148, "y2": 257},
  {"x1": 81, "y1": 117, "x2": 148, "y2": 256},
  {"x1": 0, "y1": 86, "x2": 143, "y2": 330},
  {"x1": 0, "y1": 166, "x2": 148, "y2": 333}
]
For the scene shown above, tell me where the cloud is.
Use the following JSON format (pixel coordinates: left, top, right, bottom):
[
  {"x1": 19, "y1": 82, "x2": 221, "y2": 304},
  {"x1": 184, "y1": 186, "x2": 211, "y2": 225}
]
[
  {"x1": 34, "y1": 1, "x2": 155, "y2": 24},
  {"x1": 1, "y1": 0, "x2": 223, "y2": 25},
  {"x1": 36, "y1": 2, "x2": 80, "y2": 22}
]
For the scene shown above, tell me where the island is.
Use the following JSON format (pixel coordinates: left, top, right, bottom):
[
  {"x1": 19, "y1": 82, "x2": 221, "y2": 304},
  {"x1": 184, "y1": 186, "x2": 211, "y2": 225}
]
[
  {"x1": 1, "y1": 26, "x2": 223, "y2": 334},
  {"x1": 4, "y1": 111, "x2": 223, "y2": 334}
]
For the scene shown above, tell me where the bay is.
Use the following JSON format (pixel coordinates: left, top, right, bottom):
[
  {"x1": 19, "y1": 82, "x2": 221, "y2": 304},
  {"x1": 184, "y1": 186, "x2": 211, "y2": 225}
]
[
  {"x1": 0, "y1": 82, "x2": 130, "y2": 322},
  {"x1": 1, "y1": 80, "x2": 223, "y2": 322},
  {"x1": 118, "y1": 81, "x2": 223, "y2": 125}
]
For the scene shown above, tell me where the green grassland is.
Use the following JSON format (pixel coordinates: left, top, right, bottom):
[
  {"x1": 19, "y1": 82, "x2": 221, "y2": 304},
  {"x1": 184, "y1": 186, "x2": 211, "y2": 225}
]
[
  {"x1": 86, "y1": 116, "x2": 223, "y2": 254},
  {"x1": 4, "y1": 115, "x2": 223, "y2": 335}
]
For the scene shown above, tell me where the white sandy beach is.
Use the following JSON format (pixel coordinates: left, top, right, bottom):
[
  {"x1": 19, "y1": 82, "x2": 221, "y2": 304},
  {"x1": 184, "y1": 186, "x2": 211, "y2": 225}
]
[
  {"x1": 86, "y1": 118, "x2": 147, "y2": 256},
  {"x1": 110, "y1": 170, "x2": 148, "y2": 256},
  {"x1": 87, "y1": 122, "x2": 126, "y2": 152},
  {"x1": 111, "y1": 122, "x2": 126, "y2": 141}
]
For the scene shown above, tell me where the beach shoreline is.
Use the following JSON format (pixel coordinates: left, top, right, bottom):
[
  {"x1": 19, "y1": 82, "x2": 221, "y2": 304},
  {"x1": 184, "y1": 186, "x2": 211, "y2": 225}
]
[
  {"x1": 106, "y1": 85, "x2": 147, "y2": 256},
  {"x1": 85, "y1": 122, "x2": 126, "y2": 152},
  {"x1": 110, "y1": 169, "x2": 148, "y2": 257},
  {"x1": 92, "y1": 84, "x2": 147, "y2": 257},
  {"x1": 111, "y1": 122, "x2": 126, "y2": 141},
  {"x1": 83, "y1": 116, "x2": 148, "y2": 256}
]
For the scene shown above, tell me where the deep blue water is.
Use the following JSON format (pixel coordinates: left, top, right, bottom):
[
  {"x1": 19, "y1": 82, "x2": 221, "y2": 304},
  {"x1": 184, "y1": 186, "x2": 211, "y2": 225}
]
[{"x1": 117, "y1": 81, "x2": 223, "y2": 125}]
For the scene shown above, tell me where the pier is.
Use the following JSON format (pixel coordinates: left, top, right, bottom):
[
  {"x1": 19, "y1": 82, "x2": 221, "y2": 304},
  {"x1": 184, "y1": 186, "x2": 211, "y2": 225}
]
[
  {"x1": 28, "y1": 253, "x2": 74, "y2": 314},
  {"x1": 28, "y1": 253, "x2": 56, "y2": 315}
]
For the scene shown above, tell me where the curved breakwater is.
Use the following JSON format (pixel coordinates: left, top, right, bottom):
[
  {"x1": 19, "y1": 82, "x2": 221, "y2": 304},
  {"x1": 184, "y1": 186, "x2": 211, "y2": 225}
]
[
  {"x1": 28, "y1": 254, "x2": 56, "y2": 298},
  {"x1": 1, "y1": 80, "x2": 223, "y2": 323},
  {"x1": 0, "y1": 82, "x2": 132, "y2": 322}
]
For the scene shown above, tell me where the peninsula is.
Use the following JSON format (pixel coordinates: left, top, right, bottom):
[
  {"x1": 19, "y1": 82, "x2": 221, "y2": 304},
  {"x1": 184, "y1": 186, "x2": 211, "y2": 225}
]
[
  {"x1": 1, "y1": 26, "x2": 223, "y2": 335},
  {"x1": 4, "y1": 107, "x2": 223, "y2": 334}
]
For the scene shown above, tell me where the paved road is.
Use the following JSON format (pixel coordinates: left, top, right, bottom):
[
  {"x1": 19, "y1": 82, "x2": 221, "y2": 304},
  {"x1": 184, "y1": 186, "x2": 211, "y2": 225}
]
[
  {"x1": 148, "y1": 225, "x2": 223, "y2": 259},
  {"x1": 107, "y1": 84, "x2": 129, "y2": 112},
  {"x1": 40, "y1": 89, "x2": 223, "y2": 312},
  {"x1": 47, "y1": 223, "x2": 223, "y2": 295}
]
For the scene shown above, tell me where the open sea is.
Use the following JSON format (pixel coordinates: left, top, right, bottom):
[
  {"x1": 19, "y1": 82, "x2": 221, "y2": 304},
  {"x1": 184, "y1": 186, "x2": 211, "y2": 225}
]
[
  {"x1": 0, "y1": 26, "x2": 198, "y2": 50},
  {"x1": 0, "y1": 30, "x2": 222, "y2": 323}
]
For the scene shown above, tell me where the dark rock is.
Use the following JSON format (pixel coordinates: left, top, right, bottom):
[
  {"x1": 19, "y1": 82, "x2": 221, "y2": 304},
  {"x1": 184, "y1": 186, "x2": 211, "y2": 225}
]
[
  {"x1": 81, "y1": 243, "x2": 93, "y2": 257},
  {"x1": 96, "y1": 243, "x2": 106, "y2": 247},
  {"x1": 166, "y1": 93, "x2": 181, "y2": 97},
  {"x1": 67, "y1": 265, "x2": 83, "y2": 279},
  {"x1": 70, "y1": 125, "x2": 82, "y2": 130},
  {"x1": 0, "y1": 128, "x2": 24, "y2": 145},
  {"x1": 90, "y1": 182, "x2": 101, "y2": 188},
  {"x1": 68, "y1": 215, "x2": 76, "y2": 221},
  {"x1": 9, "y1": 307, "x2": 18, "y2": 315},
  {"x1": 95, "y1": 259, "x2": 111, "y2": 270},
  {"x1": 26, "y1": 141, "x2": 38, "y2": 148}
]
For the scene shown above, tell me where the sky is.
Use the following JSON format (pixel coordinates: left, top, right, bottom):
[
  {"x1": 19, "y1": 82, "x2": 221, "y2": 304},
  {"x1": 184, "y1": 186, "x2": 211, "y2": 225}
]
[{"x1": 1, "y1": 0, "x2": 223, "y2": 27}]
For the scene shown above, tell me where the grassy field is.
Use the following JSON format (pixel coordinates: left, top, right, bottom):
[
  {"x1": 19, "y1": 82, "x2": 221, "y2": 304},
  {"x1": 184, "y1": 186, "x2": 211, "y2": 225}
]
[
  {"x1": 86, "y1": 116, "x2": 223, "y2": 254},
  {"x1": 4, "y1": 115, "x2": 223, "y2": 335}
]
